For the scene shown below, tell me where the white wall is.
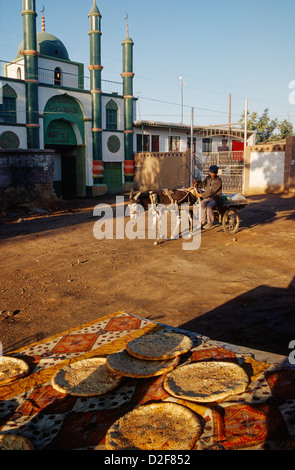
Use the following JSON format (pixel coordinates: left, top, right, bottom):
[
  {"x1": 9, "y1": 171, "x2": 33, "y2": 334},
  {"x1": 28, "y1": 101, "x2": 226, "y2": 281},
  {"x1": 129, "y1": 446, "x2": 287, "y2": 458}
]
[
  {"x1": 0, "y1": 79, "x2": 27, "y2": 148},
  {"x1": 101, "y1": 95, "x2": 124, "y2": 131},
  {"x1": 249, "y1": 151, "x2": 285, "y2": 191},
  {"x1": 133, "y1": 127, "x2": 249, "y2": 154},
  {"x1": 38, "y1": 58, "x2": 81, "y2": 88},
  {"x1": 102, "y1": 132, "x2": 124, "y2": 162},
  {"x1": 5, "y1": 60, "x2": 25, "y2": 80}
]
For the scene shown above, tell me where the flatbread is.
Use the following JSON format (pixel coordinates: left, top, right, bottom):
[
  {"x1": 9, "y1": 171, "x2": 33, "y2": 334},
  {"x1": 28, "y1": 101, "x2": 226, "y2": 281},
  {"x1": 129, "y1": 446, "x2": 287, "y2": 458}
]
[
  {"x1": 0, "y1": 434, "x2": 34, "y2": 450},
  {"x1": 126, "y1": 332, "x2": 193, "y2": 360},
  {"x1": 106, "y1": 402, "x2": 202, "y2": 450},
  {"x1": 51, "y1": 358, "x2": 123, "y2": 397},
  {"x1": 0, "y1": 357, "x2": 29, "y2": 386},
  {"x1": 106, "y1": 349, "x2": 179, "y2": 378},
  {"x1": 164, "y1": 361, "x2": 249, "y2": 403}
]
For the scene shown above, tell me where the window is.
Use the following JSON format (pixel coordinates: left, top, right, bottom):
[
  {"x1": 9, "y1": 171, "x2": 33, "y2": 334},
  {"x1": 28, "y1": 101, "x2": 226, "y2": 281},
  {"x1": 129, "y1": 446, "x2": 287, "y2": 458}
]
[
  {"x1": 54, "y1": 67, "x2": 62, "y2": 86},
  {"x1": 0, "y1": 84, "x2": 17, "y2": 123},
  {"x1": 106, "y1": 100, "x2": 118, "y2": 131},
  {"x1": 137, "y1": 134, "x2": 150, "y2": 152},
  {"x1": 202, "y1": 138, "x2": 212, "y2": 152},
  {"x1": 17, "y1": 67, "x2": 22, "y2": 80},
  {"x1": 151, "y1": 135, "x2": 160, "y2": 152},
  {"x1": 169, "y1": 136, "x2": 180, "y2": 151}
]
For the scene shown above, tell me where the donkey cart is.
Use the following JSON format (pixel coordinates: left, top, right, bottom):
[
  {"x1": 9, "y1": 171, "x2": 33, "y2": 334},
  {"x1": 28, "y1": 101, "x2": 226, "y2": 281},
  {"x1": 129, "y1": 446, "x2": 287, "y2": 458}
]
[{"x1": 211, "y1": 194, "x2": 248, "y2": 235}]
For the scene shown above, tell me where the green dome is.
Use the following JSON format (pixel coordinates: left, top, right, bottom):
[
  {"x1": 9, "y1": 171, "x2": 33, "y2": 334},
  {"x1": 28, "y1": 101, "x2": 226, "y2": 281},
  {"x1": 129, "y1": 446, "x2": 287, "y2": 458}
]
[{"x1": 16, "y1": 32, "x2": 70, "y2": 60}]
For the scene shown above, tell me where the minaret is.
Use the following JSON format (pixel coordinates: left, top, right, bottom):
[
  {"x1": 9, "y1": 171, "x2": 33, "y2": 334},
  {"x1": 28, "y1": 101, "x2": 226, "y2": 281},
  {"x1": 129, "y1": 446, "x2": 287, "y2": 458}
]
[
  {"x1": 88, "y1": 1, "x2": 104, "y2": 191},
  {"x1": 41, "y1": 6, "x2": 45, "y2": 32},
  {"x1": 121, "y1": 15, "x2": 135, "y2": 184},
  {"x1": 21, "y1": 0, "x2": 40, "y2": 149}
]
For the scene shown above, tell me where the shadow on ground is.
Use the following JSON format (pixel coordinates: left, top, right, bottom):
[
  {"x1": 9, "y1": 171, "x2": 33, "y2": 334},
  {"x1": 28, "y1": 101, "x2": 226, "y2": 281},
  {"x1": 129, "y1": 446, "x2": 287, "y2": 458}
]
[{"x1": 180, "y1": 277, "x2": 295, "y2": 357}]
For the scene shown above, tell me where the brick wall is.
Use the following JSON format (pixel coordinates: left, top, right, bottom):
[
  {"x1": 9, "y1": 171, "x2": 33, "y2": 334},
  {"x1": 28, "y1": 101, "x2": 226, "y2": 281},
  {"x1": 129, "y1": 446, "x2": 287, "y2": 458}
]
[{"x1": 285, "y1": 136, "x2": 295, "y2": 191}]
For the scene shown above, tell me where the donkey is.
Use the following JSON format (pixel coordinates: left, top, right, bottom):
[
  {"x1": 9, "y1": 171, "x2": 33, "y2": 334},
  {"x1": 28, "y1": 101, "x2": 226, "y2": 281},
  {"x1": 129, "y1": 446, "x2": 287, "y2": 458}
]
[{"x1": 128, "y1": 186, "x2": 200, "y2": 244}]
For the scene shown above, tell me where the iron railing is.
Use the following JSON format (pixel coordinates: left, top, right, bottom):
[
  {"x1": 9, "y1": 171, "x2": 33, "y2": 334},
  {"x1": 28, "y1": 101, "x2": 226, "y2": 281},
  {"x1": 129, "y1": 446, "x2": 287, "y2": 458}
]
[
  {"x1": 197, "y1": 151, "x2": 245, "y2": 194},
  {"x1": 0, "y1": 60, "x2": 123, "y2": 95}
]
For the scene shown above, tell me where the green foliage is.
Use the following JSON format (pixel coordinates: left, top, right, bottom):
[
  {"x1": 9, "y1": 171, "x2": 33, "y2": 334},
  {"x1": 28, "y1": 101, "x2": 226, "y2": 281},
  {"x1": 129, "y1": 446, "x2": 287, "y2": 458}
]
[
  {"x1": 276, "y1": 119, "x2": 294, "y2": 140},
  {"x1": 240, "y1": 108, "x2": 293, "y2": 143}
]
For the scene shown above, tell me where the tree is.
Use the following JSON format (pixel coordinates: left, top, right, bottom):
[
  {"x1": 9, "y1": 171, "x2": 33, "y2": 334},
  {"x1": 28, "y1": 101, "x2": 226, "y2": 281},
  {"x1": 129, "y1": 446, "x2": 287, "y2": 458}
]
[
  {"x1": 276, "y1": 119, "x2": 293, "y2": 140},
  {"x1": 240, "y1": 109, "x2": 294, "y2": 143},
  {"x1": 240, "y1": 108, "x2": 278, "y2": 143}
]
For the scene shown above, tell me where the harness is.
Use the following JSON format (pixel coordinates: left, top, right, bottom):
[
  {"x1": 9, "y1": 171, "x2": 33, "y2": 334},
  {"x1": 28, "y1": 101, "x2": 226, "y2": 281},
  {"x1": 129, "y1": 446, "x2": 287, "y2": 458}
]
[
  {"x1": 163, "y1": 188, "x2": 191, "y2": 204},
  {"x1": 149, "y1": 191, "x2": 158, "y2": 206}
]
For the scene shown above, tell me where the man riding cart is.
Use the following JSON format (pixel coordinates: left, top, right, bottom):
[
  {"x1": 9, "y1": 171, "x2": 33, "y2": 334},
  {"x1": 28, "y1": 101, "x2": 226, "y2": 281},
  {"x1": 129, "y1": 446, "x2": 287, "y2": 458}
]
[
  {"x1": 189, "y1": 165, "x2": 248, "y2": 235},
  {"x1": 194, "y1": 165, "x2": 222, "y2": 230}
]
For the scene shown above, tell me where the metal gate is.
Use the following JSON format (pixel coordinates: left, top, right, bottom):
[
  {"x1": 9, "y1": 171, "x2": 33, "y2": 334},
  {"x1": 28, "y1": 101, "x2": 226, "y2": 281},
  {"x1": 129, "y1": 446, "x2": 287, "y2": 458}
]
[{"x1": 198, "y1": 151, "x2": 244, "y2": 194}]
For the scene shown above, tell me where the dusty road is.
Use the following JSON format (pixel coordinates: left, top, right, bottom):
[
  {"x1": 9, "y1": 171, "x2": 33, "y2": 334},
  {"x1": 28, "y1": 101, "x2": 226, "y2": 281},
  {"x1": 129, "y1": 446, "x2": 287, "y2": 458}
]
[{"x1": 0, "y1": 192, "x2": 294, "y2": 357}]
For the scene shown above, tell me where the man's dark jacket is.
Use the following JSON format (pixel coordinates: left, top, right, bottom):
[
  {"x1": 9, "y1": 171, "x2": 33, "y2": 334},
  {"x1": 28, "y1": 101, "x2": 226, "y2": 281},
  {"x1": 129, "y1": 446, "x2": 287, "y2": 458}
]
[{"x1": 201, "y1": 175, "x2": 223, "y2": 201}]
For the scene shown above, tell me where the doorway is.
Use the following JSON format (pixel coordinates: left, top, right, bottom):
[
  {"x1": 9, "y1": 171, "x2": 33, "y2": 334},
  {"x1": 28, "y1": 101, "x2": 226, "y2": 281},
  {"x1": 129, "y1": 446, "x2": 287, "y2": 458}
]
[
  {"x1": 48, "y1": 145, "x2": 77, "y2": 198},
  {"x1": 44, "y1": 118, "x2": 86, "y2": 199},
  {"x1": 60, "y1": 147, "x2": 77, "y2": 198}
]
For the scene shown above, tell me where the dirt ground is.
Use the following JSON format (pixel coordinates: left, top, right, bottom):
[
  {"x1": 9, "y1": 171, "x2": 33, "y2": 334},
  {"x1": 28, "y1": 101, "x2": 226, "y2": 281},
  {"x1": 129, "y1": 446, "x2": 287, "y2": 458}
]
[{"x1": 0, "y1": 192, "x2": 295, "y2": 358}]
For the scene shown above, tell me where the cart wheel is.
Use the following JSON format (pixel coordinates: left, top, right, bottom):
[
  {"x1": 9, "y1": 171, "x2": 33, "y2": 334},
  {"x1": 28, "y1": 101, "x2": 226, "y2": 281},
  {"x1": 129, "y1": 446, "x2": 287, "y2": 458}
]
[{"x1": 222, "y1": 208, "x2": 240, "y2": 234}]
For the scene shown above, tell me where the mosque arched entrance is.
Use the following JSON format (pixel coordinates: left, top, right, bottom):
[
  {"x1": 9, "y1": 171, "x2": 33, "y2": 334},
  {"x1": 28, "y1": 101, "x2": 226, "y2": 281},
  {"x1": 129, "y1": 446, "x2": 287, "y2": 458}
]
[{"x1": 43, "y1": 95, "x2": 86, "y2": 198}]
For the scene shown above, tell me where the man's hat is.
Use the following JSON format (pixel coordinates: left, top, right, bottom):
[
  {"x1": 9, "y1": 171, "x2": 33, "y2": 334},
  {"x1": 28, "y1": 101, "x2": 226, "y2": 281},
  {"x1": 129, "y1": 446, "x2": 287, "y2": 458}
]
[{"x1": 209, "y1": 165, "x2": 219, "y2": 173}]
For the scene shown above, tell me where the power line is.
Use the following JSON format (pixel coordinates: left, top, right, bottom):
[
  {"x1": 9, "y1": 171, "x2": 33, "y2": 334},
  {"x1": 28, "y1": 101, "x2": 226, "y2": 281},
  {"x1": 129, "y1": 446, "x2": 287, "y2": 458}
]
[{"x1": 138, "y1": 95, "x2": 240, "y2": 117}]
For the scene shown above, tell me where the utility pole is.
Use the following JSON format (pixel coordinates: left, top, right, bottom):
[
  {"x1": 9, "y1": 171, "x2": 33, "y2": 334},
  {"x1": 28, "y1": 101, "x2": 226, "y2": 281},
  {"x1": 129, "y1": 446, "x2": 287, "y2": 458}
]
[
  {"x1": 190, "y1": 107, "x2": 194, "y2": 186},
  {"x1": 244, "y1": 99, "x2": 248, "y2": 153},
  {"x1": 228, "y1": 93, "x2": 231, "y2": 152},
  {"x1": 243, "y1": 99, "x2": 248, "y2": 195}
]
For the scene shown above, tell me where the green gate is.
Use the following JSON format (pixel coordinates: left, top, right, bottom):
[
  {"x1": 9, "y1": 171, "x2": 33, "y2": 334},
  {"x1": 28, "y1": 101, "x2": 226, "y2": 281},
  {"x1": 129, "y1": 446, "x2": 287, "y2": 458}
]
[{"x1": 104, "y1": 162, "x2": 123, "y2": 194}]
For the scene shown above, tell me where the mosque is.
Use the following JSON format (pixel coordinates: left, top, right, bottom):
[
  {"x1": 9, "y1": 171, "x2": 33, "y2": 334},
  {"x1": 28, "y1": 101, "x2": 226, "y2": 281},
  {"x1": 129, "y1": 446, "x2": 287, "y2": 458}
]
[
  {"x1": 0, "y1": 0, "x2": 135, "y2": 197},
  {"x1": 0, "y1": 0, "x2": 254, "y2": 199}
]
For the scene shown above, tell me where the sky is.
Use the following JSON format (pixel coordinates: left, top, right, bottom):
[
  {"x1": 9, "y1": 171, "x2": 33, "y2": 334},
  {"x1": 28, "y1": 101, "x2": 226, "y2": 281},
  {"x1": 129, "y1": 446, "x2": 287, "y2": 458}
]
[{"x1": 1, "y1": 0, "x2": 295, "y2": 130}]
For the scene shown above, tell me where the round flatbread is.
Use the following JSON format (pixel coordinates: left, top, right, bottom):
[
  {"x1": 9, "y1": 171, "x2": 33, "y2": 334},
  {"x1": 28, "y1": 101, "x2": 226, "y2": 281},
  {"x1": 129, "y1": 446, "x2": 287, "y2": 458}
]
[
  {"x1": 164, "y1": 361, "x2": 249, "y2": 403},
  {"x1": 0, "y1": 434, "x2": 34, "y2": 450},
  {"x1": 51, "y1": 358, "x2": 123, "y2": 397},
  {"x1": 106, "y1": 402, "x2": 202, "y2": 450},
  {"x1": 126, "y1": 332, "x2": 193, "y2": 360},
  {"x1": 0, "y1": 357, "x2": 29, "y2": 386},
  {"x1": 106, "y1": 350, "x2": 179, "y2": 378}
]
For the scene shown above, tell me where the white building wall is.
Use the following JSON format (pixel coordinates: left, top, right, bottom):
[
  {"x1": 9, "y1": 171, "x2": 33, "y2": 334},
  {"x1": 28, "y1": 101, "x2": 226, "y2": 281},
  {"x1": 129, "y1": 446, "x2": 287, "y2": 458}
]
[
  {"x1": 133, "y1": 127, "x2": 188, "y2": 153},
  {"x1": 101, "y1": 95, "x2": 124, "y2": 131},
  {"x1": 5, "y1": 60, "x2": 25, "y2": 80},
  {"x1": 249, "y1": 151, "x2": 285, "y2": 190},
  {"x1": 0, "y1": 79, "x2": 27, "y2": 149},
  {"x1": 38, "y1": 58, "x2": 81, "y2": 88},
  {"x1": 5, "y1": 58, "x2": 83, "y2": 89},
  {"x1": 133, "y1": 126, "x2": 254, "y2": 155},
  {"x1": 102, "y1": 132, "x2": 124, "y2": 163},
  {"x1": 0, "y1": 79, "x2": 26, "y2": 125}
]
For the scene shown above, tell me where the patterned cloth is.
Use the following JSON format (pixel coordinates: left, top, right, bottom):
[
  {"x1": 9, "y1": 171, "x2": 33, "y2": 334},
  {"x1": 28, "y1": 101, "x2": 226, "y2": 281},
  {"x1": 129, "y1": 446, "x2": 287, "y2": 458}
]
[{"x1": 0, "y1": 311, "x2": 294, "y2": 450}]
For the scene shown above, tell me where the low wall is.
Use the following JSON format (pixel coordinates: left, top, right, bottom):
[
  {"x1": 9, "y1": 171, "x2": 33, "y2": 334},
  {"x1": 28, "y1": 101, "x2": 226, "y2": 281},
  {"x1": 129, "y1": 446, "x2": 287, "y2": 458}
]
[
  {"x1": 244, "y1": 139, "x2": 295, "y2": 195},
  {"x1": 0, "y1": 149, "x2": 60, "y2": 212}
]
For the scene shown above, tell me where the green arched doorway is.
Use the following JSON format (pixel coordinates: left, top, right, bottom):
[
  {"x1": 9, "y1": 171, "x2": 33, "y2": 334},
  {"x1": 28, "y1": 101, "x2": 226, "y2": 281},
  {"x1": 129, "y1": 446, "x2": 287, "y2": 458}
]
[{"x1": 44, "y1": 95, "x2": 86, "y2": 198}]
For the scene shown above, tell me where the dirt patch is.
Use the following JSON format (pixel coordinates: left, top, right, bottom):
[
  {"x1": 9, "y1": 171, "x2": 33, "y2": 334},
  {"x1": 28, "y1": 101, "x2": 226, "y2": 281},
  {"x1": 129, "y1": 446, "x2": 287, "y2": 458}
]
[{"x1": 0, "y1": 193, "x2": 295, "y2": 357}]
